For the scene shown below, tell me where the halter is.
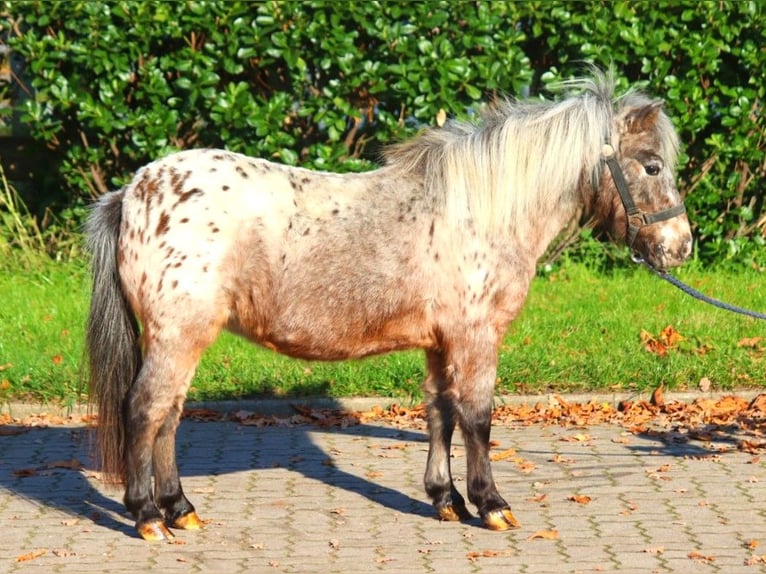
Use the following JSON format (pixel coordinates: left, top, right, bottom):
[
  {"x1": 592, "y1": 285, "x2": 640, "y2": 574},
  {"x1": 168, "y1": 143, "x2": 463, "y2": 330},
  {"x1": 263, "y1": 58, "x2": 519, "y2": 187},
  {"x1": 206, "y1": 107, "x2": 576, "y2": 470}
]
[{"x1": 601, "y1": 143, "x2": 686, "y2": 247}]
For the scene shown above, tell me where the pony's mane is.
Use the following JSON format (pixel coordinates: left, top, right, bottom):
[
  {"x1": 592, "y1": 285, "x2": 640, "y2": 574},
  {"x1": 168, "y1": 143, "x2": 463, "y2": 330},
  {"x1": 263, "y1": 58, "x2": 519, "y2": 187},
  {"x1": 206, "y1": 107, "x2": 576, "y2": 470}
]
[{"x1": 383, "y1": 72, "x2": 676, "y2": 236}]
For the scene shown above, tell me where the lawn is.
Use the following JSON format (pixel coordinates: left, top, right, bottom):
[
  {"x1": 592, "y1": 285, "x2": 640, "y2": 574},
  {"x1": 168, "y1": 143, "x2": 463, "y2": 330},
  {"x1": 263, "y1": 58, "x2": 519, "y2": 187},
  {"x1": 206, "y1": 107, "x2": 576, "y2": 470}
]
[{"x1": 1, "y1": 257, "x2": 764, "y2": 407}]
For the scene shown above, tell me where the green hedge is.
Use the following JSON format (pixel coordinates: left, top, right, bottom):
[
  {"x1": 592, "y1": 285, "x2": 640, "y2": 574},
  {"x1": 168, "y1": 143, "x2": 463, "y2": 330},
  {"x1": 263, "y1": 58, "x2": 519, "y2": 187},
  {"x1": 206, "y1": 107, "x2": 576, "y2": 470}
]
[{"x1": 1, "y1": 0, "x2": 764, "y2": 266}]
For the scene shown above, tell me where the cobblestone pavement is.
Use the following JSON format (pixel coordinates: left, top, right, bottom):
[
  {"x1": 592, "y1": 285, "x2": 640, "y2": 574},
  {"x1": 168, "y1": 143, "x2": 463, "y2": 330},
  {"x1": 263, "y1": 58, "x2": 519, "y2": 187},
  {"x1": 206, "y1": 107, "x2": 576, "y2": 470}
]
[{"x1": 2, "y1": 403, "x2": 766, "y2": 573}]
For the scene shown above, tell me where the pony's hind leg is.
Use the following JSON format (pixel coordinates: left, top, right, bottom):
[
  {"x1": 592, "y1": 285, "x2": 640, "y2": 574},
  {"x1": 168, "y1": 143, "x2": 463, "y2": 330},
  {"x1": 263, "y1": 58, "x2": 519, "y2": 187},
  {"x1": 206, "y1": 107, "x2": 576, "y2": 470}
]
[
  {"x1": 153, "y1": 401, "x2": 203, "y2": 531},
  {"x1": 123, "y1": 340, "x2": 208, "y2": 541},
  {"x1": 423, "y1": 351, "x2": 473, "y2": 522}
]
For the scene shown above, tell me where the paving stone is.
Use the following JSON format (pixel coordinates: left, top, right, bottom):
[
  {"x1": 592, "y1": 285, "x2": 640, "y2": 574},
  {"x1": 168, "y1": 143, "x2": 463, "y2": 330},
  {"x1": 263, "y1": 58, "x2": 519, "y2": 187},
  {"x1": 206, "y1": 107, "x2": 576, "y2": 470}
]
[{"x1": 3, "y1": 413, "x2": 766, "y2": 573}]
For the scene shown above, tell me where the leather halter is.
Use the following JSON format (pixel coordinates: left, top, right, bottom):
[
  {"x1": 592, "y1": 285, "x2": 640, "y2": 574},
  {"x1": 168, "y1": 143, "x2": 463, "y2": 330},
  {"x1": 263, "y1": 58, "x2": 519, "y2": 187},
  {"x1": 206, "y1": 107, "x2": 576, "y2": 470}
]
[{"x1": 601, "y1": 144, "x2": 686, "y2": 247}]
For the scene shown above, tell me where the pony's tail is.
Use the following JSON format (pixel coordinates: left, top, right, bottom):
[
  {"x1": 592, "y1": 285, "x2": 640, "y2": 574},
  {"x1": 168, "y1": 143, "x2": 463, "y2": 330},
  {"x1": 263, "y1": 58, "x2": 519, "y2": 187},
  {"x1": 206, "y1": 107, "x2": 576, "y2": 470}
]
[{"x1": 85, "y1": 190, "x2": 140, "y2": 485}]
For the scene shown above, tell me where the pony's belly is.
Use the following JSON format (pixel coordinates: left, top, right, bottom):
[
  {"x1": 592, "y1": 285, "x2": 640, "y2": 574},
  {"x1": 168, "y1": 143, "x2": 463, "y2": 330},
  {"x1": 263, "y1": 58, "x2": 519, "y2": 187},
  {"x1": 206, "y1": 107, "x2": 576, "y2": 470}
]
[{"x1": 250, "y1": 318, "x2": 435, "y2": 361}]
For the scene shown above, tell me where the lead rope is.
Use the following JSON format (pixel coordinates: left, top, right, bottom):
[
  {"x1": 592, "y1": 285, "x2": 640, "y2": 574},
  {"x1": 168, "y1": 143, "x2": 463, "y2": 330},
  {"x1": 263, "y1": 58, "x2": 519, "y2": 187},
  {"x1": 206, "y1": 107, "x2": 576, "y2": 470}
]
[{"x1": 635, "y1": 256, "x2": 766, "y2": 321}]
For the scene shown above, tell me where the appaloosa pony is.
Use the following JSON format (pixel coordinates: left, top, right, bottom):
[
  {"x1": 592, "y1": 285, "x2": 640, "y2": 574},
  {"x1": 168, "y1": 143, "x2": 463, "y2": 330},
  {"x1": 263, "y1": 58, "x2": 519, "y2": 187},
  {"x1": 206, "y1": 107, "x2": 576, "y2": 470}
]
[{"x1": 86, "y1": 71, "x2": 691, "y2": 540}]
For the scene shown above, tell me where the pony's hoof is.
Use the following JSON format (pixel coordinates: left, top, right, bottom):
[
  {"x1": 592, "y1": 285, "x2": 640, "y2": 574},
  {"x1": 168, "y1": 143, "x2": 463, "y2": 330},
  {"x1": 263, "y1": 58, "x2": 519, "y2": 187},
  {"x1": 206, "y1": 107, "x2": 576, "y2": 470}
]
[
  {"x1": 137, "y1": 520, "x2": 175, "y2": 541},
  {"x1": 172, "y1": 511, "x2": 203, "y2": 530},
  {"x1": 438, "y1": 503, "x2": 474, "y2": 522},
  {"x1": 483, "y1": 507, "x2": 521, "y2": 531}
]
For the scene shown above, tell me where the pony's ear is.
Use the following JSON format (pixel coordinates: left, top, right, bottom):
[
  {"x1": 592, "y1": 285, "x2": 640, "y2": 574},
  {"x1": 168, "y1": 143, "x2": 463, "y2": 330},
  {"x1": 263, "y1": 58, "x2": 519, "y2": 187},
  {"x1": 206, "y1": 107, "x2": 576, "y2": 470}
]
[{"x1": 623, "y1": 100, "x2": 664, "y2": 134}]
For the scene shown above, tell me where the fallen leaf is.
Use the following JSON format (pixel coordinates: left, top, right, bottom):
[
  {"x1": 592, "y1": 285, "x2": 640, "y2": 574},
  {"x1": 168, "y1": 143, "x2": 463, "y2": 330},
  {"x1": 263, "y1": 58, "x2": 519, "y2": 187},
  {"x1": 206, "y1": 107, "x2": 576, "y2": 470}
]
[
  {"x1": 651, "y1": 384, "x2": 664, "y2": 407},
  {"x1": 738, "y1": 337, "x2": 763, "y2": 348},
  {"x1": 328, "y1": 539, "x2": 340, "y2": 550},
  {"x1": 16, "y1": 549, "x2": 47, "y2": 562},
  {"x1": 568, "y1": 494, "x2": 592, "y2": 505},
  {"x1": 550, "y1": 454, "x2": 574, "y2": 464},
  {"x1": 0, "y1": 427, "x2": 28, "y2": 436},
  {"x1": 688, "y1": 550, "x2": 715, "y2": 563},
  {"x1": 12, "y1": 467, "x2": 38, "y2": 478},
  {"x1": 52, "y1": 549, "x2": 78, "y2": 557},
  {"x1": 490, "y1": 448, "x2": 517, "y2": 461},
  {"x1": 48, "y1": 459, "x2": 83, "y2": 471},
  {"x1": 698, "y1": 376, "x2": 712, "y2": 392},
  {"x1": 746, "y1": 540, "x2": 760, "y2": 550},
  {"x1": 527, "y1": 530, "x2": 559, "y2": 541}
]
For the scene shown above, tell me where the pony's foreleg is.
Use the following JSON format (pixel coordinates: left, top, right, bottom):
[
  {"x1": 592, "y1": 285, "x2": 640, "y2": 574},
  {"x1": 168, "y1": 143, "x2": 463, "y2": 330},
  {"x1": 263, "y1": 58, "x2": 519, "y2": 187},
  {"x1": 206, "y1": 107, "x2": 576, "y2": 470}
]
[
  {"x1": 123, "y1": 351, "x2": 202, "y2": 541},
  {"x1": 453, "y1": 340, "x2": 520, "y2": 531},
  {"x1": 423, "y1": 351, "x2": 473, "y2": 522}
]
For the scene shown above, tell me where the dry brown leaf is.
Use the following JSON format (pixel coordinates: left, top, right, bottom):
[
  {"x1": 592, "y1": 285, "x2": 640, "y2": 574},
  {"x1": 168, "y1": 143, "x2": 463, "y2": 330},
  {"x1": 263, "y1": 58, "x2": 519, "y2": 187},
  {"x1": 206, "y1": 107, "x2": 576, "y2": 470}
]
[
  {"x1": 48, "y1": 459, "x2": 83, "y2": 471},
  {"x1": 688, "y1": 550, "x2": 715, "y2": 563},
  {"x1": 651, "y1": 384, "x2": 664, "y2": 407},
  {"x1": 467, "y1": 549, "x2": 511, "y2": 562},
  {"x1": 738, "y1": 337, "x2": 763, "y2": 348},
  {"x1": 746, "y1": 540, "x2": 760, "y2": 550},
  {"x1": 568, "y1": 494, "x2": 592, "y2": 505},
  {"x1": 16, "y1": 549, "x2": 47, "y2": 562},
  {"x1": 527, "y1": 529, "x2": 559, "y2": 541},
  {"x1": 490, "y1": 448, "x2": 517, "y2": 461},
  {"x1": 550, "y1": 454, "x2": 574, "y2": 464},
  {"x1": 660, "y1": 325, "x2": 684, "y2": 346},
  {"x1": 12, "y1": 467, "x2": 38, "y2": 478}
]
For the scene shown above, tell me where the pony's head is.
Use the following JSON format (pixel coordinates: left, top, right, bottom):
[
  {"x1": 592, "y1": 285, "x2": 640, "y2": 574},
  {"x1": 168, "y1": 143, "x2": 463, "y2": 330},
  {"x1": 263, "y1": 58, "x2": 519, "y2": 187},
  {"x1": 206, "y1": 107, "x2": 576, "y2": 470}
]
[{"x1": 592, "y1": 96, "x2": 692, "y2": 270}]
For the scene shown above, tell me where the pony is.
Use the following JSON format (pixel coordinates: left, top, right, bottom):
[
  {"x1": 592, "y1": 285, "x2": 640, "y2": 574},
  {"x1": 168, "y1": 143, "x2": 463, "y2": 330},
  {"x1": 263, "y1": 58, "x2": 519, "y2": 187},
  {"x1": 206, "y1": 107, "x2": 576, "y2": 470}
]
[{"x1": 86, "y1": 71, "x2": 691, "y2": 540}]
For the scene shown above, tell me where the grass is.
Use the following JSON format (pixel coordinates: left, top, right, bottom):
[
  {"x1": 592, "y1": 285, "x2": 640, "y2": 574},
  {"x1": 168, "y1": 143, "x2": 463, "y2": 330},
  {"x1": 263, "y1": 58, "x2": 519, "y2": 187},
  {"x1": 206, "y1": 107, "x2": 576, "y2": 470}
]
[{"x1": 1, "y1": 256, "x2": 765, "y2": 407}]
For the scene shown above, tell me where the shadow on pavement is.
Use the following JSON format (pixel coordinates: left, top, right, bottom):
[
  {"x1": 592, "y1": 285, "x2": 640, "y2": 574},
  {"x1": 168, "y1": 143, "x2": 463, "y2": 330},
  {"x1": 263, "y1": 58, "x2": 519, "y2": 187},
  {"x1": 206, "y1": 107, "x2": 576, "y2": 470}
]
[{"x1": 0, "y1": 398, "x2": 436, "y2": 538}]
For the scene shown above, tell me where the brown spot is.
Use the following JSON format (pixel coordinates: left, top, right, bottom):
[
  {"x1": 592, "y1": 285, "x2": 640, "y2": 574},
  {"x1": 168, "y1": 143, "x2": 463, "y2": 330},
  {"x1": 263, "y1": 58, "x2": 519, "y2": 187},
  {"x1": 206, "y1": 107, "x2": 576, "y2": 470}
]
[
  {"x1": 180, "y1": 217, "x2": 189, "y2": 223},
  {"x1": 429, "y1": 220, "x2": 435, "y2": 237},
  {"x1": 171, "y1": 280, "x2": 178, "y2": 289},
  {"x1": 155, "y1": 211, "x2": 170, "y2": 236},
  {"x1": 331, "y1": 209, "x2": 340, "y2": 216},
  {"x1": 175, "y1": 187, "x2": 204, "y2": 205},
  {"x1": 222, "y1": 185, "x2": 230, "y2": 191},
  {"x1": 235, "y1": 166, "x2": 248, "y2": 179}
]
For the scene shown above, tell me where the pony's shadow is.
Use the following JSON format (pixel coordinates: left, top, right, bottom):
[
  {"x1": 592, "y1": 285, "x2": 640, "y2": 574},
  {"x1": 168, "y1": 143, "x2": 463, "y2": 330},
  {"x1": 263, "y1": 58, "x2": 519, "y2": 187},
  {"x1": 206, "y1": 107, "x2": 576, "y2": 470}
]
[{"x1": 0, "y1": 399, "x2": 435, "y2": 538}]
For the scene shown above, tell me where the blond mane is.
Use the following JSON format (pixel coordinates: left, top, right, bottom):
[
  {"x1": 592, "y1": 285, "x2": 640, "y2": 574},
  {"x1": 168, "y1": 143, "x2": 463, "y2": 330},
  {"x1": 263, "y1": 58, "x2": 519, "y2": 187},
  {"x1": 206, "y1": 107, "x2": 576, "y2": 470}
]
[{"x1": 384, "y1": 71, "x2": 677, "y2": 237}]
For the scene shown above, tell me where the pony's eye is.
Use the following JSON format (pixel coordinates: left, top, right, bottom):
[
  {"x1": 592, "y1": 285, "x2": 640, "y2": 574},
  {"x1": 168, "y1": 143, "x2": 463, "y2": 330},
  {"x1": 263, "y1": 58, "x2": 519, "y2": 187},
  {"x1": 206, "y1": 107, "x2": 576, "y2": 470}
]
[{"x1": 644, "y1": 163, "x2": 661, "y2": 176}]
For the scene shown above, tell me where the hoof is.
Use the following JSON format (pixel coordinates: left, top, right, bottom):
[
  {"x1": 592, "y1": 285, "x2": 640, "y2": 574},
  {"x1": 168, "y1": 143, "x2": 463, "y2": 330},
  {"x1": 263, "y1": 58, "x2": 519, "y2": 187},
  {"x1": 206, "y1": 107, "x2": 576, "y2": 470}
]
[
  {"x1": 172, "y1": 511, "x2": 203, "y2": 530},
  {"x1": 137, "y1": 520, "x2": 175, "y2": 541},
  {"x1": 483, "y1": 507, "x2": 521, "y2": 531},
  {"x1": 438, "y1": 503, "x2": 474, "y2": 522}
]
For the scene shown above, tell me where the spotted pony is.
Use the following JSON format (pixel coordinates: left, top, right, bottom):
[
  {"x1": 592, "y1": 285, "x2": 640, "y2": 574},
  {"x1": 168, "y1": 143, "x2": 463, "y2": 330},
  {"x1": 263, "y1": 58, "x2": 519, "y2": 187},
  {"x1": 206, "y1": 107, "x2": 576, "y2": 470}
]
[{"x1": 86, "y1": 72, "x2": 691, "y2": 540}]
